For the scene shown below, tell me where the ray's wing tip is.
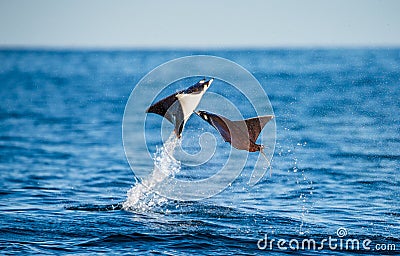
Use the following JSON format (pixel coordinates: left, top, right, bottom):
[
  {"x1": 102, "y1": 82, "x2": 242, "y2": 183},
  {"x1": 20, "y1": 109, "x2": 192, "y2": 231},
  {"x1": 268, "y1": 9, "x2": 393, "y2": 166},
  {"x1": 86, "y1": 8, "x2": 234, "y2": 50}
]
[
  {"x1": 199, "y1": 78, "x2": 214, "y2": 84},
  {"x1": 203, "y1": 78, "x2": 214, "y2": 88},
  {"x1": 145, "y1": 104, "x2": 155, "y2": 113},
  {"x1": 261, "y1": 115, "x2": 274, "y2": 120}
]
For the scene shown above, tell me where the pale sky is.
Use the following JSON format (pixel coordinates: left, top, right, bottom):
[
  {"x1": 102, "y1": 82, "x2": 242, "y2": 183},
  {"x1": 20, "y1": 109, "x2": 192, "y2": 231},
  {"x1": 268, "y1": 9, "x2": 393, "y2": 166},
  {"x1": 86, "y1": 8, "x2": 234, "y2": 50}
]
[{"x1": 0, "y1": 0, "x2": 399, "y2": 48}]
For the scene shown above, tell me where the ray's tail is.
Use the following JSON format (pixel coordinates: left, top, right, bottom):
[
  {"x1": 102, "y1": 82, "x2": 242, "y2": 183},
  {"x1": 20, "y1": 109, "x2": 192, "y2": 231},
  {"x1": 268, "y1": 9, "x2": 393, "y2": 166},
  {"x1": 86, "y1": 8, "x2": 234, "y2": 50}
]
[{"x1": 260, "y1": 147, "x2": 273, "y2": 177}]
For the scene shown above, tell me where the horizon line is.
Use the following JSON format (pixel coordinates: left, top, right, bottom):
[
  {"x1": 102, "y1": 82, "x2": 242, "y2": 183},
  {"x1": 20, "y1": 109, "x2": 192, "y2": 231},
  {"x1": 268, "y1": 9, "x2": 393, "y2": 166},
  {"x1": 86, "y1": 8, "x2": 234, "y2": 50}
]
[{"x1": 1, "y1": 44, "x2": 400, "y2": 51}]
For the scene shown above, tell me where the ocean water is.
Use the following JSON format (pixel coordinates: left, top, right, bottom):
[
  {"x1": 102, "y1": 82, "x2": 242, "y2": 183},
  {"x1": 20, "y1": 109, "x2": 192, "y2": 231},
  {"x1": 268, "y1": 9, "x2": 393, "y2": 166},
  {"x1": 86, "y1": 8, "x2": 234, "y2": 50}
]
[{"x1": 0, "y1": 49, "x2": 399, "y2": 255}]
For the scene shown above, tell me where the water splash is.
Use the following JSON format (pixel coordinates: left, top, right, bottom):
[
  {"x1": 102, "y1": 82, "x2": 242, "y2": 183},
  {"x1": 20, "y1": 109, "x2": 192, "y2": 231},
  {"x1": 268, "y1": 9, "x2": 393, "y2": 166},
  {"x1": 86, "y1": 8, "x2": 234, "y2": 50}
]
[
  {"x1": 122, "y1": 133, "x2": 181, "y2": 212},
  {"x1": 277, "y1": 139, "x2": 315, "y2": 235}
]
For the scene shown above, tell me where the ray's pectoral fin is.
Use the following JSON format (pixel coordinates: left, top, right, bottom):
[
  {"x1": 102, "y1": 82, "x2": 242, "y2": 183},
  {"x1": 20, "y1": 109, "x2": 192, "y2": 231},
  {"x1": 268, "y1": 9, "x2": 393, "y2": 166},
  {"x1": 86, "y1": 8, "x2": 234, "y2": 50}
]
[
  {"x1": 145, "y1": 78, "x2": 213, "y2": 138},
  {"x1": 164, "y1": 99, "x2": 185, "y2": 138},
  {"x1": 209, "y1": 117, "x2": 232, "y2": 143},
  {"x1": 145, "y1": 94, "x2": 177, "y2": 124},
  {"x1": 195, "y1": 111, "x2": 232, "y2": 143},
  {"x1": 242, "y1": 115, "x2": 274, "y2": 143}
]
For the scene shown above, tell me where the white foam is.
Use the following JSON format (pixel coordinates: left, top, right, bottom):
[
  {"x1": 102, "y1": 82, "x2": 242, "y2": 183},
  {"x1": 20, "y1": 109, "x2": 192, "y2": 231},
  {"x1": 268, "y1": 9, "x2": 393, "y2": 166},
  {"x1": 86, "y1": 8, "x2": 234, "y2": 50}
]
[{"x1": 122, "y1": 133, "x2": 181, "y2": 212}]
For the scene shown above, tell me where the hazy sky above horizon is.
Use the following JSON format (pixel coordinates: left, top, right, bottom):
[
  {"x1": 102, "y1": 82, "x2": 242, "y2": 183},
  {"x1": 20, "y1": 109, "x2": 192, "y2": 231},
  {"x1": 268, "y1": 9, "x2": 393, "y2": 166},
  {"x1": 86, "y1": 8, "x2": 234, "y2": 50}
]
[{"x1": 0, "y1": 0, "x2": 399, "y2": 48}]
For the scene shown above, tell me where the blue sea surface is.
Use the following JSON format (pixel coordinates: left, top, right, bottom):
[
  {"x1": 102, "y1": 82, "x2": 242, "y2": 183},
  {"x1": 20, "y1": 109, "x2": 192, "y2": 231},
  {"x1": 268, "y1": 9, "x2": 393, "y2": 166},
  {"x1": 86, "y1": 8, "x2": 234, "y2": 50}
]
[{"x1": 0, "y1": 49, "x2": 399, "y2": 255}]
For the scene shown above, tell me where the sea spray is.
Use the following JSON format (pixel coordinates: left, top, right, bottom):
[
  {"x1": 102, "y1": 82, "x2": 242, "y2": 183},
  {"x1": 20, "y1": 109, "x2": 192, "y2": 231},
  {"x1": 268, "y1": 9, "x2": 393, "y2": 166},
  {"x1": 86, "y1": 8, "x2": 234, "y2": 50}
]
[{"x1": 122, "y1": 133, "x2": 181, "y2": 211}]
